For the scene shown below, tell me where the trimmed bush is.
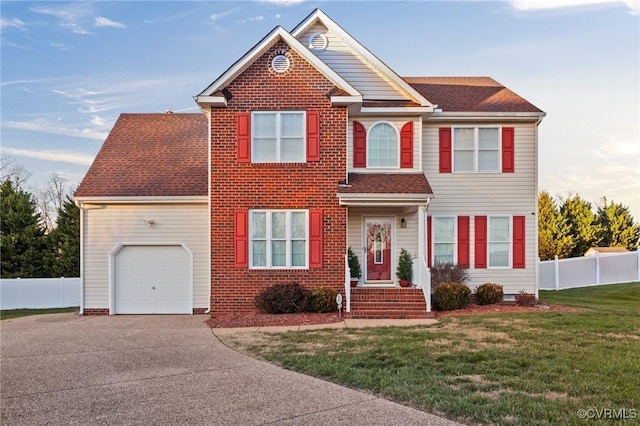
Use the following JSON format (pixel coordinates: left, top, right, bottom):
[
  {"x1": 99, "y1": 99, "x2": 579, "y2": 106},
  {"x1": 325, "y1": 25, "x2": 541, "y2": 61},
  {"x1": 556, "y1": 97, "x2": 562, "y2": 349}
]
[
  {"x1": 430, "y1": 262, "x2": 470, "y2": 289},
  {"x1": 475, "y1": 283, "x2": 504, "y2": 305},
  {"x1": 432, "y1": 281, "x2": 471, "y2": 311},
  {"x1": 515, "y1": 290, "x2": 537, "y2": 307},
  {"x1": 309, "y1": 286, "x2": 337, "y2": 313},
  {"x1": 254, "y1": 283, "x2": 310, "y2": 314}
]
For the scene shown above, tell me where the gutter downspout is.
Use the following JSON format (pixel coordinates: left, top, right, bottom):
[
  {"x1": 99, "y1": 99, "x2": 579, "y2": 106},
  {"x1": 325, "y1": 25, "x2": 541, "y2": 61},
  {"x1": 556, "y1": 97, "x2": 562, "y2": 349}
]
[
  {"x1": 74, "y1": 199, "x2": 85, "y2": 315},
  {"x1": 534, "y1": 113, "x2": 545, "y2": 300}
]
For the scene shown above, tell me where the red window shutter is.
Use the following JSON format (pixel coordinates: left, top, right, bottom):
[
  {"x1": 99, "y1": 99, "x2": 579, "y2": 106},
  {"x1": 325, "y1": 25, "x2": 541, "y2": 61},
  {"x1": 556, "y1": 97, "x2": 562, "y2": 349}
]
[
  {"x1": 309, "y1": 209, "x2": 323, "y2": 268},
  {"x1": 234, "y1": 210, "x2": 248, "y2": 267},
  {"x1": 353, "y1": 121, "x2": 366, "y2": 168},
  {"x1": 400, "y1": 121, "x2": 413, "y2": 168},
  {"x1": 427, "y1": 216, "x2": 432, "y2": 267},
  {"x1": 457, "y1": 216, "x2": 470, "y2": 268},
  {"x1": 513, "y1": 216, "x2": 526, "y2": 268},
  {"x1": 502, "y1": 127, "x2": 514, "y2": 173},
  {"x1": 237, "y1": 113, "x2": 251, "y2": 163},
  {"x1": 306, "y1": 111, "x2": 320, "y2": 161},
  {"x1": 439, "y1": 127, "x2": 452, "y2": 173},
  {"x1": 474, "y1": 216, "x2": 487, "y2": 269}
]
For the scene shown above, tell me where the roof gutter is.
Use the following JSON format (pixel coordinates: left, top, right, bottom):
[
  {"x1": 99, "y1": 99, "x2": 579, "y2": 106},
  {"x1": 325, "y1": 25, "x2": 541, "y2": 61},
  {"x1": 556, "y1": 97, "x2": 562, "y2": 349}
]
[{"x1": 72, "y1": 196, "x2": 208, "y2": 205}]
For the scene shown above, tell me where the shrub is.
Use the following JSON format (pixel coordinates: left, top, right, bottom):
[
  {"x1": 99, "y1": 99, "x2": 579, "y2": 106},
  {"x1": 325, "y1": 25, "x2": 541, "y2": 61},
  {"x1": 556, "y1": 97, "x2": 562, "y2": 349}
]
[
  {"x1": 430, "y1": 262, "x2": 470, "y2": 288},
  {"x1": 475, "y1": 283, "x2": 504, "y2": 305},
  {"x1": 396, "y1": 248, "x2": 413, "y2": 283},
  {"x1": 515, "y1": 290, "x2": 537, "y2": 307},
  {"x1": 432, "y1": 281, "x2": 471, "y2": 311},
  {"x1": 309, "y1": 286, "x2": 337, "y2": 313},
  {"x1": 347, "y1": 247, "x2": 361, "y2": 279},
  {"x1": 254, "y1": 283, "x2": 310, "y2": 314}
]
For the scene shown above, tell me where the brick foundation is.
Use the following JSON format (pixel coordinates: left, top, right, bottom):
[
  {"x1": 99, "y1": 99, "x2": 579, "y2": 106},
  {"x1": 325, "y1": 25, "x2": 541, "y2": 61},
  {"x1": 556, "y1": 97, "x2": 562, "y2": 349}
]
[{"x1": 82, "y1": 308, "x2": 109, "y2": 315}]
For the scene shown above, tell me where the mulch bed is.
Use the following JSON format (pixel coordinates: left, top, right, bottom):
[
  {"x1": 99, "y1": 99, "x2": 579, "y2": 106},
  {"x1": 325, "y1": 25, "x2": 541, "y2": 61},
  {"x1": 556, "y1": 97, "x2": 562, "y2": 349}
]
[{"x1": 207, "y1": 303, "x2": 578, "y2": 328}]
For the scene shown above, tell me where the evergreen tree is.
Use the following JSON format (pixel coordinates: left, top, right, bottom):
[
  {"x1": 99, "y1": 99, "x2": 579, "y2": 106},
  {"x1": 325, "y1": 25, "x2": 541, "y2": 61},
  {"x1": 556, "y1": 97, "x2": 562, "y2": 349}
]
[
  {"x1": 47, "y1": 195, "x2": 80, "y2": 277},
  {"x1": 0, "y1": 179, "x2": 48, "y2": 277},
  {"x1": 538, "y1": 191, "x2": 574, "y2": 260},
  {"x1": 559, "y1": 194, "x2": 603, "y2": 257},
  {"x1": 596, "y1": 198, "x2": 639, "y2": 250}
]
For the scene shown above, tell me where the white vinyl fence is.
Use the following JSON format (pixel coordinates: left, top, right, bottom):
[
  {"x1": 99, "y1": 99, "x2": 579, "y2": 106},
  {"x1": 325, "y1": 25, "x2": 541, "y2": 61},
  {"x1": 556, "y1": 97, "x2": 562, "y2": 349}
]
[
  {"x1": 539, "y1": 251, "x2": 640, "y2": 290},
  {"x1": 0, "y1": 277, "x2": 80, "y2": 310}
]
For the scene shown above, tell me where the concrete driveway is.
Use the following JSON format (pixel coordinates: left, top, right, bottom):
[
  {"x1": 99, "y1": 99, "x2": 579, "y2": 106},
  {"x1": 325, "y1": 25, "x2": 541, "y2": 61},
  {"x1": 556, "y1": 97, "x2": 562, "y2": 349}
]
[{"x1": 1, "y1": 313, "x2": 460, "y2": 425}]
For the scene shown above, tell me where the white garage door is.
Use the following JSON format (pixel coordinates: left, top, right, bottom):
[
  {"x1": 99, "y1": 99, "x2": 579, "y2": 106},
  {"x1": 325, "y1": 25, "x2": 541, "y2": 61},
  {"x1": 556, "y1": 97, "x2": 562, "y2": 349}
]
[{"x1": 114, "y1": 245, "x2": 191, "y2": 314}]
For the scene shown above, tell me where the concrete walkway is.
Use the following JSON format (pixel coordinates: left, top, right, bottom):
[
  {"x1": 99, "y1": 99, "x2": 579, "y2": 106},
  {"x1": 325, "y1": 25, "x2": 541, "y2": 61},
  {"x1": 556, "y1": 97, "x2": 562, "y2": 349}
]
[{"x1": 1, "y1": 313, "x2": 459, "y2": 425}]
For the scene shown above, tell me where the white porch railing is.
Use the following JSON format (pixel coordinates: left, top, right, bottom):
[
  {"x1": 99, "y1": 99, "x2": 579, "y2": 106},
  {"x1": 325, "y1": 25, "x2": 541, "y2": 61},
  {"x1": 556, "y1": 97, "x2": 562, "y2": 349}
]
[
  {"x1": 344, "y1": 254, "x2": 351, "y2": 313},
  {"x1": 419, "y1": 258, "x2": 431, "y2": 313}
]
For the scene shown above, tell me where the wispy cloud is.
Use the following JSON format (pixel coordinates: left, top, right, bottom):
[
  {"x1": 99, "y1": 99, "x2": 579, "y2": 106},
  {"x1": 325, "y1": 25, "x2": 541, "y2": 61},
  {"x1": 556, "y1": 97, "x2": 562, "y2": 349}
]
[
  {"x1": 210, "y1": 9, "x2": 234, "y2": 22},
  {"x1": 509, "y1": 0, "x2": 640, "y2": 15},
  {"x1": 236, "y1": 15, "x2": 265, "y2": 24},
  {"x1": 0, "y1": 147, "x2": 95, "y2": 166},
  {"x1": 31, "y1": 4, "x2": 93, "y2": 34},
  {"x1": 50, "y1": 42, "x2": 75, "y2": 51},
  {"x1": 3, "y1": 119, "x2": 108, "y2": 141},
  {"x1": 257, "y1": 0, "x2": 305, "y2": 6},
  {"x1": 593, "y1": 136, "x2": 640, "y2": 159},
  {"x1": 94, "y1": 16, "x2": 126, "y2": 29},
  {"x1": 0, "y1": 18, "x2": 27, "y2": 30}
]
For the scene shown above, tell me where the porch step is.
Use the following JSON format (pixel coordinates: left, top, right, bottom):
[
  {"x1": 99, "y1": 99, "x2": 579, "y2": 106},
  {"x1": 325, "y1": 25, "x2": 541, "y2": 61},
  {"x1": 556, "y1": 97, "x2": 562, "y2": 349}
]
[{"x1": 347, "y1": 287, "x2": 432, "y2": 319}]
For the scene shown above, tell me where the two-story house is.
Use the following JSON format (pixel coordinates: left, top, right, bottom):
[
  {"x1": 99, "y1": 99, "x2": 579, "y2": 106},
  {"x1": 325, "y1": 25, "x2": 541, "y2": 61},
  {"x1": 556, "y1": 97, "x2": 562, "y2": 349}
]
[{"x1": 74, "y1": 9, "x2": 544, "y2": 317}]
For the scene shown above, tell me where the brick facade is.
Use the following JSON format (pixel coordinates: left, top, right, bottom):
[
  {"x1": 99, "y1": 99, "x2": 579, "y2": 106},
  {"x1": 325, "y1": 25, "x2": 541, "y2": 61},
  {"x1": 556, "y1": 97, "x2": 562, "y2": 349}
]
[{"x1": 209, "y1": 42, "x2": 348, "y2": 315}]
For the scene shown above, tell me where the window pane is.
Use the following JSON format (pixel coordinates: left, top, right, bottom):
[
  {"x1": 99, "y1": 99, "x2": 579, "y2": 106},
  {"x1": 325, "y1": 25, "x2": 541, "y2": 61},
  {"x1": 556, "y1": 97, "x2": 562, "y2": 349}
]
[
  {"x1": 478, "y1": 150, "x2": 499, "y2": 172},
  {"x1": 291, "y1": 240, "x2": 306, "y2": 266},
  {"x1": 291, "y1": 212, "x2": 305, "y2": 238},
  {"x1": 252, "y1": 241, "x2": 266, "y2": 267},
  {"x1": 454, "y1": 128, "x2": 474, "y2": 149},
  {"x1": 454, "y1": 151, "x2": 473, "y2": 172},
  {"x1": 368, "y1": 123, "x2": 397, "y2": 167},
  {"x1": 433, "y1": 217, "x2": 454, "y2": 242},
  {"x1": 254, "y1": 114, "x2": 276, "y2": 137},
  {"x1": 251, "y1": 212, "x2": 266, "y2": 238},
  {"x1": 490, "y1": 217, "x2": 510, "y2": 241},
  {"x1": 253, "y1": 138, "x2": 278, "y2": 162},
  {"x1": 281, "y1": 113, "x2": 304, "y2": 137},
  {"x1": 434, "y1": 243, "x2": 454, "y2": 264},
  {"x1": 478, "y1": 128, "x2": 499, "y2": 149},
  {"x1": 281, "y1": 137, "x2": 305, "y2": 162},
  {"x1": 271, "y1": 241, "x2": 286, "y2": 266},
  {"x1": 271, "y1": 212, "x2": 286, "y2": 238},
  {"x1": 489, "y1": 243, "x2": 509, "y2": 267}
]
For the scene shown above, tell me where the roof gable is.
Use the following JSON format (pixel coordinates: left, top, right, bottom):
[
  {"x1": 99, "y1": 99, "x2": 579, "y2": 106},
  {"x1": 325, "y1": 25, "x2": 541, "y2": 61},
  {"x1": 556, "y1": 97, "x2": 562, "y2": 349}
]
[
  {"x1": 292, "y1": 9, "x2": 434, "y2": 109},
  {"x1": 75, "y1": 114, "x2": 208, "y2": 198}
]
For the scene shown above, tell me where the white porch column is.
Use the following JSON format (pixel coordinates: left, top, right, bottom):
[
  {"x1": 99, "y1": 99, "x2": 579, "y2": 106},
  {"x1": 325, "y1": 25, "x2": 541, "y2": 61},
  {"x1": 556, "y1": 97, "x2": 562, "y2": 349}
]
[{"x1": 417, "y1": 205, "x2": 426, "y2": 287}]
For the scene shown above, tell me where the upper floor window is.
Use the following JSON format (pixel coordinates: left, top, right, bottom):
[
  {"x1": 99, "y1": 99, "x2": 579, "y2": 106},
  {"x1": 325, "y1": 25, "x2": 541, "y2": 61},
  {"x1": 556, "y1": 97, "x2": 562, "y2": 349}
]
[
  {"x1": 453, "y1": 127, "x2": 500, "y2": 173},
  {"x1": 250, "y1": 210, "x2": 308, "y2": 269},
  {"x1": 368, "y1": 122, "x2": 398, "y2": 168},
  {"x1": 252, "y1": 112, "x2": 305, "y2": 163}
]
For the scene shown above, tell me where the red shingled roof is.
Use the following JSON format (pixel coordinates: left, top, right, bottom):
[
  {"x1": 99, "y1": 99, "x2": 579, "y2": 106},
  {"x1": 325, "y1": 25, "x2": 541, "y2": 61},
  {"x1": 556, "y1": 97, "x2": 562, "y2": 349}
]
[
  {"x1": 75, "y1": 113, "x2": 208, "y2": 198},
  {"x1": 404, "y1": 77, "x2": 543, "y2": 113},
  {"x1": 339, "y1": 173, "x2": 433, "y2": 194}
]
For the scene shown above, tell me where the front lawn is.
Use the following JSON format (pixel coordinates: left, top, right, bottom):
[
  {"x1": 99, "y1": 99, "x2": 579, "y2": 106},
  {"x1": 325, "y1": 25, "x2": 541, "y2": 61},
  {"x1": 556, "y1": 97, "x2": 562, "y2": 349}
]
[
  {"x1": 0, "y1": 307, "x2": 78, "y2": 320},
  {"x1": 225, "y1": 282, "x2": 640, "y2": 425}
]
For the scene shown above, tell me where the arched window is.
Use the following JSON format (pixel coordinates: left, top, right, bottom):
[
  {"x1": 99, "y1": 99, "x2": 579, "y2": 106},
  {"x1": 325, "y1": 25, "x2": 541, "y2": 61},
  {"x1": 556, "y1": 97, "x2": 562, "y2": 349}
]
[{"x1": 368, "y1": 122, "x2": 398, "y2": 167}]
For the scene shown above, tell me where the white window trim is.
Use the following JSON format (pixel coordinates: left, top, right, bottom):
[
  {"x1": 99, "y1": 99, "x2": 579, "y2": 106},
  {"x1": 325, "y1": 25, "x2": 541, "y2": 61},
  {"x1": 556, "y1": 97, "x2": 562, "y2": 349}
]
[
  {"x1": 487, "y1": 215, "x2": 512, "y2": 269},
  {"x1": 249, "y1": 210, "x2": 309, "y2": 269},
  {"x1": 251, "y1": 111, "x2": 306, "y2": 163},
  {"x1": 452, "y1": 126, "x2": 502, "y2": 173},
  {"x1": 431, "y1": 215, "x2": 457, "y2": 265},
  {"x1": 366, "y1": 121, "x2": 400, "y2": 169}
]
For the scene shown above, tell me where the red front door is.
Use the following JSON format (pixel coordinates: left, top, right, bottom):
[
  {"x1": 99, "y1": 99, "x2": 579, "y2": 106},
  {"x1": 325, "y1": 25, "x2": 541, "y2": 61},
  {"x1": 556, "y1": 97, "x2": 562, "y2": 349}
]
[{"x1": 365, "y1": 218, "x2": 392, "y2": 282}]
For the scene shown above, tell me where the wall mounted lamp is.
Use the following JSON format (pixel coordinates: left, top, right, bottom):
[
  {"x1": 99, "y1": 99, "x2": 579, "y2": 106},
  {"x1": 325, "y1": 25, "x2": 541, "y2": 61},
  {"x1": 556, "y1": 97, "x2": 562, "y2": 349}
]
[{"x1": 400, "y1": 217, "x2": 407, "y2": 228}]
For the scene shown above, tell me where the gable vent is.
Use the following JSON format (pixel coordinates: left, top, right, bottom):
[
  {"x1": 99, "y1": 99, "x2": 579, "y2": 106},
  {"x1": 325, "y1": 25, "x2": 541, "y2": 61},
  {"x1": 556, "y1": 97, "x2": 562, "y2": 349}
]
[
  {"x1": 308, "y1": 32, "x2": 328, "y2": 51},
  {"x1": 271, "y1": 54, "x2": 291, "y2": 73}
]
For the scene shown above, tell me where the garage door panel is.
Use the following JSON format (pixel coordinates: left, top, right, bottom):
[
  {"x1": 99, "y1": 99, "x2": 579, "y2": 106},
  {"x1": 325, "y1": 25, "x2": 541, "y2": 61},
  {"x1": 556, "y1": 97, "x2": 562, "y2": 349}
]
[{"x1": 114, "y1": 245, "x2": 192, "y2": 314}]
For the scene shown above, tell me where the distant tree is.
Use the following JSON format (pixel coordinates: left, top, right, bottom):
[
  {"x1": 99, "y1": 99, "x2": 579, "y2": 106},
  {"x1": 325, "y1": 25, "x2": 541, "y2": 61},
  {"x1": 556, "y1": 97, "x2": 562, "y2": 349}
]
[
  {"x1": 0, "y1": 157, "x2": 31, "y2": 190},
  {"x1": 538, "y1": 190, "x2": 574, "y2": 260},
  {"x1": 34, "y1": 172, "x2": 69, "y2": 233},
  {"x1": 47, "y1": 195, "x2": 80, "y2": 277},
  {"x1": 596, "y1": 198, "x2": 639, "y2": 251},
  {"x1": 559, "y1": 194, "x2": 603, "y2": 257},
  {"x1": 0, "y1": 179, "x2": 48, "y2": 278}
]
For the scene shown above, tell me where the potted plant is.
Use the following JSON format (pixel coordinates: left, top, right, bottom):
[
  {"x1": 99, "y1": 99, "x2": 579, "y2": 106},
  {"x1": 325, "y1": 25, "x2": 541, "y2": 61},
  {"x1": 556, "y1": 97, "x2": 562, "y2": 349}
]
[
  {"x1": 347, "y1": 246, "x2": 361, "y2": 287},
  {"x1": 396, "y1": 248, "x2": 413, "y2": 287}
]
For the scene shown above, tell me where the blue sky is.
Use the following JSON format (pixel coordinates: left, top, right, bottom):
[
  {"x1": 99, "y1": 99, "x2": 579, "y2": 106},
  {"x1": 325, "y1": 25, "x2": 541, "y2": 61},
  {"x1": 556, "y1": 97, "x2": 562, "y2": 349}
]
[{"x1": 2, "y1": 0, "x2": 639, "y2": 220}]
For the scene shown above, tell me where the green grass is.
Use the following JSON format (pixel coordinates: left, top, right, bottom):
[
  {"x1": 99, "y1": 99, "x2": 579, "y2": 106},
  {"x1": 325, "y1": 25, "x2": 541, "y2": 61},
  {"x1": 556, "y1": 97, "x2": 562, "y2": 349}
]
[
  {"x1": 0, "y1": 307, "x2": 78, "y2": 320},
  {"x1": 230, "y1": 283, "x2": 640, "y2": 425}
]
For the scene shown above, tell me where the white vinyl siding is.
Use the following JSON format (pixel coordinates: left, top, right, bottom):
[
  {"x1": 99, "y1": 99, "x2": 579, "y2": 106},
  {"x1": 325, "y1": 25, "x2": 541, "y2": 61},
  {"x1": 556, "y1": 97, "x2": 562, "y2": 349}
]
[
  {"x1": 423, "y1": 123, "x2": 537, "y2": 295},
  {"x1": 250, "y1": 210, "x2": 308, "y2": 269},
  {"x1": 252, "y1": 111, "x2": 305, "y2": 163},
  {"x1": 81, "y1": 203, "x2": 209, "y2": 311},
  {"x1": 297, "y1": 24, "x2": 406, "y2": 100}
]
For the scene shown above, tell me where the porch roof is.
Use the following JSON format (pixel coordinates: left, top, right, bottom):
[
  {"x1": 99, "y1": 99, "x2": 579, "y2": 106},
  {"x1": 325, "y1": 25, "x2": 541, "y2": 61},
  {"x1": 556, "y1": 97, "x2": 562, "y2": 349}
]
[{"x1": 337, "y1": 173, "x2": 433, "y2": 206}]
